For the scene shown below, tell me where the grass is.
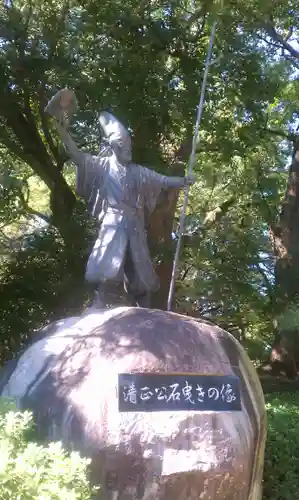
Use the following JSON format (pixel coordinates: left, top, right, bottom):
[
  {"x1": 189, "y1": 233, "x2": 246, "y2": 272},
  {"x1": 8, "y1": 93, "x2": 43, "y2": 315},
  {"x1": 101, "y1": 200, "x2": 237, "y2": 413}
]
[{"x1": 263, "y1": 391, "x2": 299, "y2": 499}]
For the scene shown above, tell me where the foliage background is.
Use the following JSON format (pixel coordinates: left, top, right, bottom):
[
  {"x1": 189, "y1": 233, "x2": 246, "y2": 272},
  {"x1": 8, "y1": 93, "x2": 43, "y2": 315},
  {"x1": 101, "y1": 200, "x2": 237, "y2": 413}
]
[
  {"x1": 2, "y1": 1, "x2": 299, "y2": 495},
  {"x1": 2, "y1": 0, "x2": 298, "y2": 364}
]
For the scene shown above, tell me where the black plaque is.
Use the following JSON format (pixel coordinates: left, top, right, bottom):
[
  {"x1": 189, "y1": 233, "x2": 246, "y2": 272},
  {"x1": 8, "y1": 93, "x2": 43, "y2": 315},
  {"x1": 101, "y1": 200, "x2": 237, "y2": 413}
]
[{"x1": 118, "y1": 373, "x2": 241, "y2": 412}]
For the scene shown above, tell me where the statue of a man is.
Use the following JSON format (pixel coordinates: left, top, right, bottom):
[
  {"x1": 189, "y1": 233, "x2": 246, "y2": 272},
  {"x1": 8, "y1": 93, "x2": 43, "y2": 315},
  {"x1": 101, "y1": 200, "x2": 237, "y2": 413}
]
[{"x1": 46, "y1": 89, "x2": 195, "y2": 309}]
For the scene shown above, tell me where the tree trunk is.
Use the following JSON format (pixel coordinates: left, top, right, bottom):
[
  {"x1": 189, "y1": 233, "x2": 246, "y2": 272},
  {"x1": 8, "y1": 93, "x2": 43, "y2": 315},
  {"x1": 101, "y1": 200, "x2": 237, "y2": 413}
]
[
  {"x1": 269, "y1": 135, "x2": 299, "y2": 377},
  {"x1": 49, "y1": 177, "x2": 78, "y2": 242},
  {"x1": 147, "y1": 138, "x2": 191, "y2": 310},
  {"x1": 149, "y1": 187, "x2": 180, "y2": 310}
]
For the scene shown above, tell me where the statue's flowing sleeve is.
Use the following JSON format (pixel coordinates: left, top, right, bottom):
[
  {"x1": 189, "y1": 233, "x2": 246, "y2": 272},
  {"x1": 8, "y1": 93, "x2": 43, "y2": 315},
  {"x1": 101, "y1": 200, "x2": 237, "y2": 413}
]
[
  {"x1": 75, "y1": 152, "x2": 105, "y2": 203},
  {"x1": 140, "y1": 166, "x2": 169, "y2": 214}
]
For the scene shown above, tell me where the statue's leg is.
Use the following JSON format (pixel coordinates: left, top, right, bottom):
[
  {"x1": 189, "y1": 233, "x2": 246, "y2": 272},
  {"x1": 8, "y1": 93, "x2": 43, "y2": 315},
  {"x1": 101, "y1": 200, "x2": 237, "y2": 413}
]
[
  {"x1": 123, "y1": 247, "x2": 151, "y2": 308},
  {"x1": 92, "y1": 283, "x2": 107, "y2": 309},
  {"x1": 84, "y1": 228, "x2": 127, "y2": 309},
  {"x1": 87, "y1": 277, "x2": 129, "y2": 309},
  {"x1": 84, "y1": 282, "x2": 105, "y2": 309},
  {"x1": 86, "y1": 282, "x2": 123, "y2": 309},
  {"x1": 133, "y1": 291, "x2": 151, "y2": 308}
]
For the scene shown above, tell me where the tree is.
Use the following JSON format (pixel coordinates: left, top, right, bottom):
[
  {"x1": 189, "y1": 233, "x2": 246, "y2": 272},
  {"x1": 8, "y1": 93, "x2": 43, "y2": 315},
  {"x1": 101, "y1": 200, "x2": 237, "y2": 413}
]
[
  {"x1": 231, "y1": 0, "x2": 299, "y2": 376},
  {"x1": 2, "y1": 0, "x2": 269, "y2": 307},
  {"x1": 0, "y1": 0, "x2": 211, "y2": 307},
  {"x1": 1, "y1": 0, "x2": 298, "y2": 357}
]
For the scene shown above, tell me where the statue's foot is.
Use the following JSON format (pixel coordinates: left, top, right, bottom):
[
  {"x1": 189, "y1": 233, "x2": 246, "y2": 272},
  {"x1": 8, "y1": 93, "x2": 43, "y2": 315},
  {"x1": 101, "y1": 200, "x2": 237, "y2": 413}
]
[
  {"x1": 134, "y1": 292, "x2": 151, "y2": 309},
  {"x1": 94, "y1": 289, "x2": 107, "y2": 308},
  {"x1": 86, "y1": 289, "x2": 106, "y2": 311}
]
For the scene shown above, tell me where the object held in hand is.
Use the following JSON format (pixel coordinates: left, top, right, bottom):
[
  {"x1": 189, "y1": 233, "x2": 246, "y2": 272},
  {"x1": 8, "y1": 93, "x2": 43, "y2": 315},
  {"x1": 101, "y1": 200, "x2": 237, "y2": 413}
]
[
  {"x1": 44, "y1": 88, "x2": 78, "y2": 127},
  {"x1": 184, "y1": 173, "x2": 196, "y2": 186}
]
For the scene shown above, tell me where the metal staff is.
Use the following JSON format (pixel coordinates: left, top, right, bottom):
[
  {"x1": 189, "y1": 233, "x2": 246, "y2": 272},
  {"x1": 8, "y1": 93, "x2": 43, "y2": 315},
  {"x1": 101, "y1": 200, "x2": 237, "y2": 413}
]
[{"x1": 167, "y1": 21, "x2": 217, "y2": 311}]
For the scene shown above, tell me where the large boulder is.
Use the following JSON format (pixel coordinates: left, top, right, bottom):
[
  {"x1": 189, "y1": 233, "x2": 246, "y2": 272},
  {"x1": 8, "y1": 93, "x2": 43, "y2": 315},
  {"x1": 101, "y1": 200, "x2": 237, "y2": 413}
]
[{"x1": 0, "y1": 307, "x2": 266, "y2": 500}]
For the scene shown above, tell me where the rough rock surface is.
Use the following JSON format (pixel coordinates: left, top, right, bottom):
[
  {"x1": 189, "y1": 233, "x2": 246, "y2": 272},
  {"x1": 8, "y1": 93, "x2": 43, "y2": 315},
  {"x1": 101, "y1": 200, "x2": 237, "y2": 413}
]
[{"x1": 0, "y1": 307, "x2": 267, "y2": 500}]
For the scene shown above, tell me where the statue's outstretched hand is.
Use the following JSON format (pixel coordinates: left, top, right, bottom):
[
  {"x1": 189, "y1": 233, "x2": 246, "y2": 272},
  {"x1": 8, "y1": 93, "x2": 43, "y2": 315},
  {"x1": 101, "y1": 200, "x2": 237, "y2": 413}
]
[
  {"x1": 45, "y1": 88, "x2": 77, "y2": 129},
  {"x1": 184, "y1": 173, "x2": 196, "y2": 186}
]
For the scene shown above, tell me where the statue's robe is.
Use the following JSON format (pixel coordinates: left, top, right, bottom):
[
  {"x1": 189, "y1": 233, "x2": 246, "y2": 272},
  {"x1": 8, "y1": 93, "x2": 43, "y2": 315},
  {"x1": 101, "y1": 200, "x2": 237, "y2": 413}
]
[{"x1": 75, "y1": 146, "x2": 168, "y2": 293}]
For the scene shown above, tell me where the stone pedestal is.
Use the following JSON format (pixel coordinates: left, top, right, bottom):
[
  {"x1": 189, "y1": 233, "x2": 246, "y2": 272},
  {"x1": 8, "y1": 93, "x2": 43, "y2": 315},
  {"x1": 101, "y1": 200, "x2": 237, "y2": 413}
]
[{"x1": 0, "y1": 307, "x2": 267, "y2": 500}]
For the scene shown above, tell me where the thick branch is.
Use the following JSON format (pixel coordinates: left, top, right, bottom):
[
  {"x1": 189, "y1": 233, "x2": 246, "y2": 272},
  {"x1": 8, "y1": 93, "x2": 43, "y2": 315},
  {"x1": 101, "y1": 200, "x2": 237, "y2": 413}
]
[
  {"x1": 0, "y1": 89, "x2": 75, "y2": 204},
  {"x1": 255, "y1": 32, "x2": 283, "y2": 51},
  {"x1": 266, "y1": 25, "x2": 299, "y2": 60},
  {"x1": 0, "y1": 87, "x2": 55, "y2": 173},
  {"x1": 0, "y1": 124, "x2": 53, "y2": 189},
  {"x1": 203, "y1": 196, "x2": 236, "y2": 228}
]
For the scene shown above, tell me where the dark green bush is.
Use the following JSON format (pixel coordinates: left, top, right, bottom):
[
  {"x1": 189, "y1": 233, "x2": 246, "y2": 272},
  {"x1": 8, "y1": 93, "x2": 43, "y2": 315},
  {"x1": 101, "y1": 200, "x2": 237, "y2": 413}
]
[
  {"x1": 0, "y1": 206, "x2": 96, "y2": 363},
  {"x1": 263, "y1": 392, "x2": 299, "y2": 499}
]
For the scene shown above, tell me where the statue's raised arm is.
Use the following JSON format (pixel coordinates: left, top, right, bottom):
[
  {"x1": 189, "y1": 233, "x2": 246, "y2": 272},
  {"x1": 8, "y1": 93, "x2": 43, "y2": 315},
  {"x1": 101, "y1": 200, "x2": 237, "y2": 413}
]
[
  {"x1": 45, "y1": 89, "x2": 83, "y2": 164},
  {"x1": 45, "y1": 89, "x2": 103, "y2": 201}
]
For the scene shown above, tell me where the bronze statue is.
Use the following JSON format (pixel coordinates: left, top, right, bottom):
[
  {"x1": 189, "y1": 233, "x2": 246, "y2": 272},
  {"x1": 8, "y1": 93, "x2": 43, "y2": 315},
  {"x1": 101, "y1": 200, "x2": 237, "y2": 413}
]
[{"x1": 45, "y1": 89, "x2": 195, "y2": 308}]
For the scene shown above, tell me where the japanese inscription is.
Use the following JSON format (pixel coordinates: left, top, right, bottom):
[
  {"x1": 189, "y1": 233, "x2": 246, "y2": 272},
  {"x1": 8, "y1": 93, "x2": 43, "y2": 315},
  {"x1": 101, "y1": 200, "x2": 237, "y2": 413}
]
[{"x1": 118, "y1": 373, "x2": 241, "y2": 412}]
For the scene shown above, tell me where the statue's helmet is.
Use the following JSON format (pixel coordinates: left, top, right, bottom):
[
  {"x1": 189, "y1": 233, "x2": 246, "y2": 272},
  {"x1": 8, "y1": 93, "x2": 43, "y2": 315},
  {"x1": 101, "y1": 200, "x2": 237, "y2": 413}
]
[{"x1": 99, "y1": 111, "x2": 132, "y2": 165}]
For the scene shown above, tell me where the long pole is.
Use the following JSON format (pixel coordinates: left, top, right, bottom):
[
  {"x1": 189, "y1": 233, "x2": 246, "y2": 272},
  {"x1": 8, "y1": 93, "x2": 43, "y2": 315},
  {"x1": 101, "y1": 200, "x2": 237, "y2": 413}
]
[{"x1": 166, "y1": 21, "x2": 217, "y2": 312}]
